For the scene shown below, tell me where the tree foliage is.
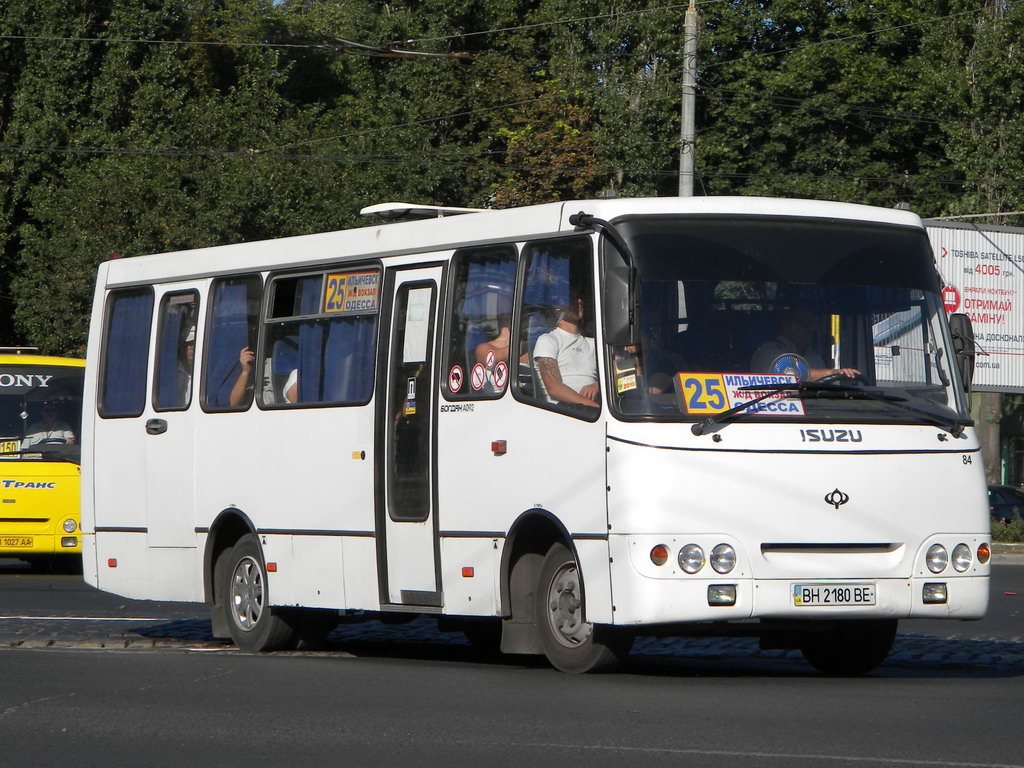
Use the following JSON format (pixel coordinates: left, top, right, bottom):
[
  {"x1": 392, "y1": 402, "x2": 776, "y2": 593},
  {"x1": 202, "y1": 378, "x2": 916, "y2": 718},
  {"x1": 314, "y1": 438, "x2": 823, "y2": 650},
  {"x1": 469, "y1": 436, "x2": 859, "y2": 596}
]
[{"x1": 1, "y1": 0, "x2": 1022, "y2": 354}]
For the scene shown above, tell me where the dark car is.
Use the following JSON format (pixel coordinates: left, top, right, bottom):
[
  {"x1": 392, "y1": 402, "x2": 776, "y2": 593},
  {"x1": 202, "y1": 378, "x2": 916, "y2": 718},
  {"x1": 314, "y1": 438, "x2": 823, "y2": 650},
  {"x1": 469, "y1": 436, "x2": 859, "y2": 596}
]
[{"x1": 989, "y1": 485, "x2": 1024, "y2": 524}]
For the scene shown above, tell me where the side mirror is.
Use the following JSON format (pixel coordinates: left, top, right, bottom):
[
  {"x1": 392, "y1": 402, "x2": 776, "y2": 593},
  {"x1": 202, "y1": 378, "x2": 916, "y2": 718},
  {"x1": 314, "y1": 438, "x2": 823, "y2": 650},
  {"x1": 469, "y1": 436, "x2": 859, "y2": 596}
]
[
  {"x1": 602, "y1": 262, "x2": 631, "y2": 347},
  {"x1": 948, "y1": 312, "x2": 975, "y2": 392}
]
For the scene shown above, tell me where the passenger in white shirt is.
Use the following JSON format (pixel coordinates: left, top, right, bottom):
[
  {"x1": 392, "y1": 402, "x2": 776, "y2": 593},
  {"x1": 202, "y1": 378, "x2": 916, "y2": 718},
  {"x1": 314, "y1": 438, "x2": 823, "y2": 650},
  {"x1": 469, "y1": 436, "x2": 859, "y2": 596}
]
[{"x1": 533, "y1": 294, "x2": 600, "y2": 409}]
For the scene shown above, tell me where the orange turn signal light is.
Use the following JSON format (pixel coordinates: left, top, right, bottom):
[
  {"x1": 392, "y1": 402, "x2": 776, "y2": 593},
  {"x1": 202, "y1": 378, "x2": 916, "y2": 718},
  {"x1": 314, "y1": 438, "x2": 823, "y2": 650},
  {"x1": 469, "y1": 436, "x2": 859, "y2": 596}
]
[
  {"x1": 650, "y1": 544, "x2": 669, "y2": 566},
  {"x1": 977, "y1": 543, "x2": 991, "y2": 564}
]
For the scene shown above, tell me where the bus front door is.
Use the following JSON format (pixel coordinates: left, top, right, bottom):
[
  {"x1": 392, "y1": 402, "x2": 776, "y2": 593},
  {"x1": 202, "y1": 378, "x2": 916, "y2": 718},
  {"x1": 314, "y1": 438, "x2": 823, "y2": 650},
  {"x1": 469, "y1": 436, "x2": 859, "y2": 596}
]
[{"x1": 378, "y1": 265, "x2": 443, "y2": 608}]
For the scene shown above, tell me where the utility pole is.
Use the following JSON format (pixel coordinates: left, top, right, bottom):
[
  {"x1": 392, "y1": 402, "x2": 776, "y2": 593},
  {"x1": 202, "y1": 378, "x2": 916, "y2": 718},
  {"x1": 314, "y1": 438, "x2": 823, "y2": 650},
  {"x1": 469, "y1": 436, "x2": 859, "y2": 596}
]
[{"x1": 678, "y1": 0, "x2": 698, "y2": 196}]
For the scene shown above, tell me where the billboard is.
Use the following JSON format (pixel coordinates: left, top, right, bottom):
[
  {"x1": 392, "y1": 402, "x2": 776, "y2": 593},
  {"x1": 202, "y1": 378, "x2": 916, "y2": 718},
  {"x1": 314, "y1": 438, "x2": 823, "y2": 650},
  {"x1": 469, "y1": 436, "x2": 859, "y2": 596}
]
[{"x1": 926, "y1": 222, "x2": 1024, "y2": 393}]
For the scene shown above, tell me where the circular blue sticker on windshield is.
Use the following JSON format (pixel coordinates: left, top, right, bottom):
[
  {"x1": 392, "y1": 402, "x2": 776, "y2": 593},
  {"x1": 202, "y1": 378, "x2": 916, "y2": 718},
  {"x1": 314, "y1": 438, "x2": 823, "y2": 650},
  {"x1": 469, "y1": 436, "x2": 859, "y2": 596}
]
[{"x1": 770, "y1": 353, "x2": 809, "y2": 381}]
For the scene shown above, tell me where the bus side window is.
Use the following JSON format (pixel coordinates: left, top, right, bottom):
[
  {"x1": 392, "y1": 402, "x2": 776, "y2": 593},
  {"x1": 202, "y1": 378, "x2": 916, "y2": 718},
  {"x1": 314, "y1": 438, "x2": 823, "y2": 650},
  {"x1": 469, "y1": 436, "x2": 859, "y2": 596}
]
[
  {"x1": 261, "y1": 268, "x2": 380, "y2": 408},
  {"x1": 443, "y1": 246, "x2": 517, "y2": 399},
  {"x1": 99, "y1": 288, "x2": 154, "y2": 418},
  {"x1": 153, "y1": 291, "x2": 199, "y2": 411},
  {"x1": 202, "y1": 275, "x2": 262, "y2": 411},
  {"x1": 516, "y1": 237, "x2": 599, "y2": 417}
]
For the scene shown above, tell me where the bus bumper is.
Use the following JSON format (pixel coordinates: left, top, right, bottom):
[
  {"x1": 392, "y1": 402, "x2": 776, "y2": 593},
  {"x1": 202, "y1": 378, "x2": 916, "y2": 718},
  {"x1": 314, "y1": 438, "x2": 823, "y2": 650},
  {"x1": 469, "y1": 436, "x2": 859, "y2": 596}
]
[{"x1": 608, "y1": 535, "x2": 989, "y2": 625}]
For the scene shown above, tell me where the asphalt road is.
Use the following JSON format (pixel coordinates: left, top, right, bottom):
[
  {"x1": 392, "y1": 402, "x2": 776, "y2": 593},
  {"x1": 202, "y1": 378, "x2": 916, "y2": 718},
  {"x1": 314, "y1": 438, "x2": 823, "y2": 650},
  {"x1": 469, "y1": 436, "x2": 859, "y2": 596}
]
[
  {"x1": 0, "y1": 560, "x2": 1022, "y2": 767},
  {"x1": 2, "y1": 637, "x2": 1022, "y2": 767}
]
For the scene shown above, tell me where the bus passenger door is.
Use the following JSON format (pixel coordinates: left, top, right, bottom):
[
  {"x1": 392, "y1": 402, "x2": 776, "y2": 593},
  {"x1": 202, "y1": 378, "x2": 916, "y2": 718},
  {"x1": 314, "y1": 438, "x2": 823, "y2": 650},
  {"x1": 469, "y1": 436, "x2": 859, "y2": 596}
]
[
  {"x1": 144, "y1": 288, "x2": 200, "y2": 548},
  {"x1": 378, "y1": 265, "x2": 443, "y2": 607}
]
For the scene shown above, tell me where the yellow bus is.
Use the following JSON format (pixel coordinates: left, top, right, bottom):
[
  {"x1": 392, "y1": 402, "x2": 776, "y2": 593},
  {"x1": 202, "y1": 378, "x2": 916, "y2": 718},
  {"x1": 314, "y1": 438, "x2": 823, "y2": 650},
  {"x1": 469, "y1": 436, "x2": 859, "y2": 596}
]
[{"x1": 0, "y1": 350, "x2": 84, "y2": 569}]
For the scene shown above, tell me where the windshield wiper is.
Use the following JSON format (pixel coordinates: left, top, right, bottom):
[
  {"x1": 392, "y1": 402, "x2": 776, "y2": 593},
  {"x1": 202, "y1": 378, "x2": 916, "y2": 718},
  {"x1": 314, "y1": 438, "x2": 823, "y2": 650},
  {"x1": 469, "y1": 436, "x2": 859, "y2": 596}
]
[{"x1": 691, "y1": 380, "x2": 969, "y2": 437}]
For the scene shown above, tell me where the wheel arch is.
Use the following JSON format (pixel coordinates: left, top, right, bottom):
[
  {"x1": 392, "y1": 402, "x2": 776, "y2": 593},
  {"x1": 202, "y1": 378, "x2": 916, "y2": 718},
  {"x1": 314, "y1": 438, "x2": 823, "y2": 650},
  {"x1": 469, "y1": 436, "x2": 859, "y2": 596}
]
[
  {"x1": 499, "y1": 508, "x2": 577, "y2": 616},
  {"x1": 203, "y1": 508, "x2": 257, "y2": 639}
]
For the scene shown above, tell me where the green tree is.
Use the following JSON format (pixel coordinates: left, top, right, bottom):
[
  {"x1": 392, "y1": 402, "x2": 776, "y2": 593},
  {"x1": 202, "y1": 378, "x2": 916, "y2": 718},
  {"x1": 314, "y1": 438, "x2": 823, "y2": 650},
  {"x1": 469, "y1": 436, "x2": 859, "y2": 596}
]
[{"x1": 918, "y1": 0, "x2": 1024, "y2": 224}]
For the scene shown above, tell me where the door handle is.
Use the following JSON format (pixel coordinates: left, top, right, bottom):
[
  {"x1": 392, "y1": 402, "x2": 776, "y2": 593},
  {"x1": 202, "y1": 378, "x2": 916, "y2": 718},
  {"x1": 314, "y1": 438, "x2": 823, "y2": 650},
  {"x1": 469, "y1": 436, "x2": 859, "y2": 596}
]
[{"x1": 146, "y1": 419, "x2": 167, "y2": 435}]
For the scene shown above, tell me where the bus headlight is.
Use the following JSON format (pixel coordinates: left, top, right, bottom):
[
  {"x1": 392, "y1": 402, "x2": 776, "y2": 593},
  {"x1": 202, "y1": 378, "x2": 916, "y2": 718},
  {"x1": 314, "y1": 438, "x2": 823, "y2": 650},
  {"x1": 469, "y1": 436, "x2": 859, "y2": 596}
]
[
  {"x1": 63, "y1": 519, "x2": 77, "y2": 533},
  {"x1": 710, "y1": 544, "x2": 736, "y2": 574},
  {"x1": 926, "y1": 544, "x2": 948, "y2": 574},
  {"x1": 678, "y1": 544, "x2": 705, "y2": 574},
  {"x1": 951, "y1": 543, "x2": 973, "y2": 572}
]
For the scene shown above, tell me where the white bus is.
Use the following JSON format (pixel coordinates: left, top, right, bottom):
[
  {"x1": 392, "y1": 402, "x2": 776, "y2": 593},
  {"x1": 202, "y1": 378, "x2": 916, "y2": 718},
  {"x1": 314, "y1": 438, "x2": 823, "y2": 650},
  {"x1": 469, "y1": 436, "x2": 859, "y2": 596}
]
[{"x1": 82, "y1": 197, "x2": 990, "y2": 674}]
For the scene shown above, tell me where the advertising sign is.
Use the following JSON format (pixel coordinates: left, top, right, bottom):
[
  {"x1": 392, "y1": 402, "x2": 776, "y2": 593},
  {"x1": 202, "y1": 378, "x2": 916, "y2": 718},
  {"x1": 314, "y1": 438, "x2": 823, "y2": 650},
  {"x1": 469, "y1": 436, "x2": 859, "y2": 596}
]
[{"x1": 927, "y1": 222, "x2": 1024, "y2": 393}]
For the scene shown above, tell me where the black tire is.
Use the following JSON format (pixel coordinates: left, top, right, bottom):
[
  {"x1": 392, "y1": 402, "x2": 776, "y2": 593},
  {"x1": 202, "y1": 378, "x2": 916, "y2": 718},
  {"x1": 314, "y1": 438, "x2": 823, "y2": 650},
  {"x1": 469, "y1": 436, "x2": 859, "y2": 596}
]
[
  {"x1": 223, "y1": 534, "x2": 297, "y2": 652},
  {"x1": 800, "y1": 619, "x2": 898, "y2": 676},
  {"x1": 535, "y1": 542, "x2": 631, "y2": 673}
]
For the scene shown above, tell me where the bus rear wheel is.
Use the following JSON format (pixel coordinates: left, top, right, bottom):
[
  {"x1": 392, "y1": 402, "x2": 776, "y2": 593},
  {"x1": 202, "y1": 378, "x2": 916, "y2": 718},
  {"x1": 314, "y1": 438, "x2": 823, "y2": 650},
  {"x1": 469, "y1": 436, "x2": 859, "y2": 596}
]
[
  {"x1": 223, "y1": 534, "x2": 297, "y2": 652},
  {"x1": 800, "y1": 619, "x2": 898, "y2": 676},
  {"x1": 535, "y1": 542, "x2": 630, "y2": 673}
]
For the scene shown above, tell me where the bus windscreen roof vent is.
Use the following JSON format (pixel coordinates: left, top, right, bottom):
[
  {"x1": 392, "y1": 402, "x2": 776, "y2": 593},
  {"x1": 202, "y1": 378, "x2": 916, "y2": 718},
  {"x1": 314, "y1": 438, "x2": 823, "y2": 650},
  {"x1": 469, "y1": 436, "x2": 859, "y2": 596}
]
[{"x1": 358, "y1": 202, "x2": 487, "y2": 221}]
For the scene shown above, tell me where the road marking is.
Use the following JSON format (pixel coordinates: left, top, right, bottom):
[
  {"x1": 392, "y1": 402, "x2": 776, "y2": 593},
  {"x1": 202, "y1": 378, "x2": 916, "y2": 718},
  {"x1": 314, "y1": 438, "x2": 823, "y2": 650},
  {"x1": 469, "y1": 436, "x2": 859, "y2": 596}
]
[
  {"x1": 481, "y1": 742, "x2": 1024, "y2": 768},
  {"x1": 0, "y1": 616, "x2": 167, "y2": 621}
]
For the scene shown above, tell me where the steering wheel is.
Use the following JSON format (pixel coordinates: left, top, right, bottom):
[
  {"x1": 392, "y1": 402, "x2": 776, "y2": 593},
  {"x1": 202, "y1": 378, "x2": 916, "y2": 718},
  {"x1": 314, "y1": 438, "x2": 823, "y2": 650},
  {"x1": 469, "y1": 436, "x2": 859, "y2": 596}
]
[{"x1": 38, "y1": 438, "x2": 67, "y2": 445}]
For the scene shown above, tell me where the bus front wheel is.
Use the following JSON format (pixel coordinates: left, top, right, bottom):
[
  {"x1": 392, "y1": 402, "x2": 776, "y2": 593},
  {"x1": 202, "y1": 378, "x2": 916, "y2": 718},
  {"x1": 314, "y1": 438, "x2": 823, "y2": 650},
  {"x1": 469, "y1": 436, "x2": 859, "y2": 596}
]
[
  {"x1": 223, "y1": 534, "x2": 297, "y2": 652},
  {"x1": 535, "y1": 542, "x2": 631, "y2": 673},
  {"x1": 800, "y1": 619, "x2": 897, "y2": 676}
]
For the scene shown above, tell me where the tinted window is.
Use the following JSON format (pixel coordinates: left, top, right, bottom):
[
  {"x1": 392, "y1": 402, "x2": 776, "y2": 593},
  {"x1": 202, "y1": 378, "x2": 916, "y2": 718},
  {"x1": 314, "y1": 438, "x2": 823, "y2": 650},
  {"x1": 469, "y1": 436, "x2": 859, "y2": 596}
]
[
  {"x1": 517, "y1": 237, "x2": 599, "y2": 417},
  {"x1": 203, "y1": 276, "x2": 262, "y2": 411},
  {"x1": 100, "y1": 289, "x2": 154, "y2": 418},
  {"x1": 444, "y1": 246, "x2": 516, "y2": 399},
  {"x1": 262, "y1": 268, "x2": 380, "y2": 407},
  {"x1": 153, "y1": 292, "x2": 199, "y2": 411}
]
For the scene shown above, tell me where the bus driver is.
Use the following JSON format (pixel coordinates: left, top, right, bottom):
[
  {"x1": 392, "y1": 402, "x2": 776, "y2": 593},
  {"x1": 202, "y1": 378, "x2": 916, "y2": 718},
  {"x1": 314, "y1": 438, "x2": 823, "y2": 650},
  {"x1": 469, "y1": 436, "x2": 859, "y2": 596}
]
[{"x1": 752, "y1": 307, "x2": 860, "y2": 382}]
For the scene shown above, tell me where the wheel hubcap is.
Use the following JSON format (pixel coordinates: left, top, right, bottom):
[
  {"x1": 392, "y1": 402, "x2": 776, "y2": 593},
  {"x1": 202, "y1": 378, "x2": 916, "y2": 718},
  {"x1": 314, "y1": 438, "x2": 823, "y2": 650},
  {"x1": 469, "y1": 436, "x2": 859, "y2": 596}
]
[
  {"x1": 230, "y1": 555, "x2": 264, "y2": 631},
  {"x1": 546, "y1": 562, "x2": 592, "y2": 648}
]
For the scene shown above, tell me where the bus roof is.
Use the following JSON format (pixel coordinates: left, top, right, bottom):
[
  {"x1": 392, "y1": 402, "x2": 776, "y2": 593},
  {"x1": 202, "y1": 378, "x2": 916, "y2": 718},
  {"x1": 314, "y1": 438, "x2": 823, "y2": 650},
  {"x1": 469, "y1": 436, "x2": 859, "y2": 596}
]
[{"x1": 99, "y1": 196, "x2": 925, "y2": 288}]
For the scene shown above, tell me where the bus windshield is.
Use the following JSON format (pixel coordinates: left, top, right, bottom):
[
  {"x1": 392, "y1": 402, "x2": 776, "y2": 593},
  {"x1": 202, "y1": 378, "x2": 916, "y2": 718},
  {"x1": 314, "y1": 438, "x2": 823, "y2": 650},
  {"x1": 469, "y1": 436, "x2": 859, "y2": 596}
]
[
  {"x1": 607, "y1": 215, "x2": 969, "y2": 425},
  {"x1": 0, "y1": 364, "x2": 84, "y2": 462}
]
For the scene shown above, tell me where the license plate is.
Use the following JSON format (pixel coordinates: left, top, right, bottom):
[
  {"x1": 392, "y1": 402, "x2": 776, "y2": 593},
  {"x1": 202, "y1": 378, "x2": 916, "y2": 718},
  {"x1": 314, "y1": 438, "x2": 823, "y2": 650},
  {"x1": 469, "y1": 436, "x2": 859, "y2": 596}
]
[
  {"x1": 1, "y1": 536, "x2": 33, "y2": 548},
  {"x1": 0, "y1": 439, "x2": 19, "y2": 457},
  {"x1": 793, "y1": 583, "x2": 876, "y2": 606}
]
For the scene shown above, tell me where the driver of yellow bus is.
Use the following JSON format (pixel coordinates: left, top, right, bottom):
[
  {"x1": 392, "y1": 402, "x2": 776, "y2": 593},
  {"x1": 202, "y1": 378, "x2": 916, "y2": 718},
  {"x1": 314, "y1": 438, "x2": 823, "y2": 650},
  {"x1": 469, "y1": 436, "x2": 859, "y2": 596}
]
[{"x1": 22, "y1": 400, "x2": 75, "y2": 448}]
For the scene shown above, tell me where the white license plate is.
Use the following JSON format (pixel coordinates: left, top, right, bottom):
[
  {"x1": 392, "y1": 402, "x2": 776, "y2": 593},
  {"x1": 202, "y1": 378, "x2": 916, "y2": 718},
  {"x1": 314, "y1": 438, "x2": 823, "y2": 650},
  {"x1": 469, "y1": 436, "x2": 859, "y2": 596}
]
[{"x1": 793, "y1": 583, "x2": 876, "y2": 606}]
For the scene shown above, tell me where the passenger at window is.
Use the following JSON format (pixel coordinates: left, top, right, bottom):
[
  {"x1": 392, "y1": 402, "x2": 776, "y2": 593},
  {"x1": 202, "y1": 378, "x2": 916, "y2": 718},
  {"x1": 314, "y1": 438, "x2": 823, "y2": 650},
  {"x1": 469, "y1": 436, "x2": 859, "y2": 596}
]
[
  {"x1": 283, "y1": 367, "x2": 298, "y2": 404},
  {"x1": 177, "y1": 325, "x2": 196, "y2": 402},
  {"x1": 228, "y1": 347, "x2": 256, "y2": 407},
  {"x1": 751, "y1": 307, "x2": 859, "y2": 381},
  {"x1": 533, "y1": 292, "x2": 600, "y2": 408},
  {"x1": 475, "y1": 313, "x2": 520, "y2": 393},
  {"x1": 22, "y1": 401, "x2": 75, "y2": 448},
  {"x1": 475, "y1": 313, "x2": 512, "y2": 369}
]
